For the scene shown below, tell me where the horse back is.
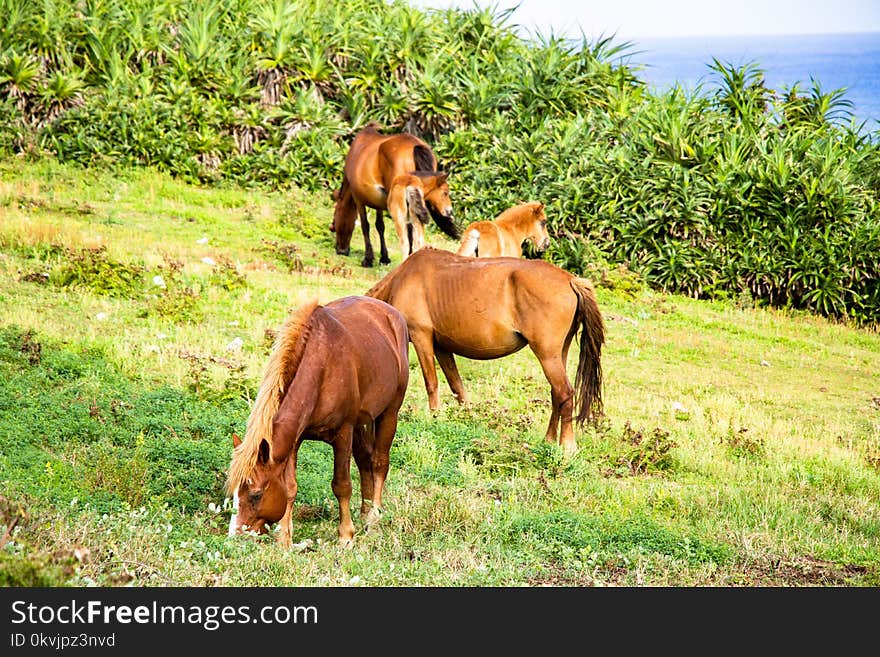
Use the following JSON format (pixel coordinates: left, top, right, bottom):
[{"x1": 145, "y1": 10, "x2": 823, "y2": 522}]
[
  {"x1": 371, "y1": 249, "x2": 576, "y2": 356},
  {"x1": 458, "y1": 220, "x2": 514, "y2": 257},
  {"x1": 300, "y1": 297, "x2": 409, "y2": 423}
]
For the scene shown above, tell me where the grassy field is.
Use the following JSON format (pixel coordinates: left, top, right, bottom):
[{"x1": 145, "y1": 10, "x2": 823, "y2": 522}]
[{"x1": 1, "y1": 157, "x2": 879, "y2": 587}]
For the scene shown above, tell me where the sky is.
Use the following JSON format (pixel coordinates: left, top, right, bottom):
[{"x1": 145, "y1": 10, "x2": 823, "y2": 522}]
[{"x1": 408, "y1": 0, "x2": 880, "y2": 40}]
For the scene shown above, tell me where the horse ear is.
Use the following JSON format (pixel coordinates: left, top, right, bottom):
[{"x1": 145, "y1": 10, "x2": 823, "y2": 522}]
[
  {"x1": 232, "y1": 433, "x2": 242, "y2": 448},
  {"x1": 438, "y1": 172, "x2": 449, "y2": 184},
  {"x1": 534, "y1": 202, "x2": 545, "y2": 215},
  {"x1": 257, "y1": 438, "x2": 270, "y2": 464}
]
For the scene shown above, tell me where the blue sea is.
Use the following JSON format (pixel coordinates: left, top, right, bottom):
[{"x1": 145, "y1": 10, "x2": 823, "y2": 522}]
[{"x1": 622, "y1": 32, "x2": 880, "y2": 132}]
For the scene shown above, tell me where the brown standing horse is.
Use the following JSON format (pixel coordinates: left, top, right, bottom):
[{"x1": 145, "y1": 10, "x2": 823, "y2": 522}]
[
  {"x1": 227, "y1": 295, "x2": 409, "y2": 547},
  {"x1": 331, "y1": 122, "x2": 460, "y2": 267},
  {"x1": 457, "y1": 201, "x2": 551, "y2": 258},
  {"x1": 366, "y1": 247, "x2": 605, "y2": 454}
]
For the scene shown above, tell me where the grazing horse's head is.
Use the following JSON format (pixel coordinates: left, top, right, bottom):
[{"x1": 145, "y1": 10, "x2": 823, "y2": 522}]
[
  {"x1": 228, "y1": 435, "x2": 288, "y2": 537},
  {"x1": 416, "y1": 171, "x2": 460, "y2": 241},
  {"x1": 332, "y1": 185, "x2": 358, "y2": 257},
  {"x1": 421, "y1": 171, "x2": 453, "y2": 221},
  {"x1": 526, "y1": 202, "x2": 551, "y2": 252}
]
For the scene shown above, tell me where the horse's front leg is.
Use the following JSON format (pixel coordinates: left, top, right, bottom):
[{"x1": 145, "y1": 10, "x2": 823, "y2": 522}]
[
  {"x1": 276, "y1": 451, "x2": 299, "y2": 548},
  {"x1": 409, "y1": 329, "x2": 441, "y2": 410},
  {"x1": 331, "y1": 425, "x2": 356, "y2": 547}
]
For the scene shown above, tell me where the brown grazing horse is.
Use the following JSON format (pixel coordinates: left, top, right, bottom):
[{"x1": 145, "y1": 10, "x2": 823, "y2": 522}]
[
  {"x1": 226, "y1": 295, "x2": 409, "y2": 547},
  {"x1": 456, "y1": 201, "x2": 551, "y2": 258},
  {"x1": 331, "y1": 122, "x2": 460, "y2": 267},
  {"x1": 367, "y1": 247, "x2": 605, "y2": 454}
]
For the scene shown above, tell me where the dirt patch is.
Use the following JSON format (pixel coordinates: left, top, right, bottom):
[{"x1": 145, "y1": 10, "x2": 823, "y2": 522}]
[{"x1": 732, "y1": 555, "x2": 869, "y2": 586}]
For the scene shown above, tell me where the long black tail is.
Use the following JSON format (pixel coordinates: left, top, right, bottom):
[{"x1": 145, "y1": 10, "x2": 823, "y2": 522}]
[
  {"x1": 570, "y1": 278, "x2": 605, "y2": 426},
  {"x1": 413, "y1": 144, "x2": 436, "y2": 172}
]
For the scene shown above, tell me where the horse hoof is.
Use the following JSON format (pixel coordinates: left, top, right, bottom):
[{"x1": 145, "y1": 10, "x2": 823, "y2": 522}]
[
  {"x1": 338, "y1": 537, "x2": 354, "y2": 549},
  {"x1": 365, "y1": 507, "x2": 383, "y2": 528},
  {"x1": 380, "y1": 257, "x2": 391, "y2": 265},
  {"x1": 361, "y1": 259, "x2": 374, "y2": 268},
  {"x1": 336, "y1": 247, "x2": 349, "y2": 256}
]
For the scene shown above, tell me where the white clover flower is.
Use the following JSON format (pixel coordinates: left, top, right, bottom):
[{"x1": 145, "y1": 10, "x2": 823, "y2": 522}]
[
  {"x1": 201, "y1": 257, "x2": 216, "y2": 266},
  {"x1": 152, "y1": 275, "x2": 166, "y2": 288},
  {"x1": 95, "y1": 312, "x2": 108, "y2": 321},
  {"x1": 196, "y1": 236, "x2": 209, "y2": 244}
]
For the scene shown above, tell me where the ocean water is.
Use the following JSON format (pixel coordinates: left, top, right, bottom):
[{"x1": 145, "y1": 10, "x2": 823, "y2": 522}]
[{"x1": 623, "y1": 32, "x2": 880, "y2": 132}]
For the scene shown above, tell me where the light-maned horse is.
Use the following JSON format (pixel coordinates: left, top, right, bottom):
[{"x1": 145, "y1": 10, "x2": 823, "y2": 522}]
[
  {"x1": 226, "y1": 295, "x2": 409, "y2": 547},
  {"x1": 457, "y1": 201, "x2": 551, "y2": 258},
  {"x1": 331, "y1": 122, "x2": 460, "y2": 267},
  {"x1": 366, "y1": 247, "x2": 604, "y2": 454}
]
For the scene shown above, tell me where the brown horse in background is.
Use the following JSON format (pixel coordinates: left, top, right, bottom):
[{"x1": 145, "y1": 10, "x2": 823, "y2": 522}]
[
  {"x1": 367, "y1": 247, "x2": 604, "y2": 454},
  {"x1": 457, "y1": 201, "x2": 551, "y2": 258},
  {"x1": 227, "y1": 295, "x2": 409, "y2": 547},
  {"x1": 332, "y1": 122, "x2": 460, "y2": 267}
]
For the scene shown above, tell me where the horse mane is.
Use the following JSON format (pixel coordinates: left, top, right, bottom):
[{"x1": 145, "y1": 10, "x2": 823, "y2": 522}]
[{"x1": 226, "y1": 299, "x2": 320, "y2": 494}]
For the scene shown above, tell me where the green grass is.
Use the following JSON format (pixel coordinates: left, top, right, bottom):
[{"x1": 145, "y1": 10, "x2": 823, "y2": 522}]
[{"x1": 1, "y1": 158, "x2": 879, "y2": 587}]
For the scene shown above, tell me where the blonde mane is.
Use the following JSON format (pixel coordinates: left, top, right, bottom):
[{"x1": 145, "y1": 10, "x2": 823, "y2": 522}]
[{"x1": 226, "y1": 299, "x2": 320, "y2": 494}]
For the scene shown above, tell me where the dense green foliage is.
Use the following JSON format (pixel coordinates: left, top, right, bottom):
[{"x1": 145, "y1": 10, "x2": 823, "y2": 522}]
[{"x1": 1, "y1": 0, "x2": 878, "y2": 323}]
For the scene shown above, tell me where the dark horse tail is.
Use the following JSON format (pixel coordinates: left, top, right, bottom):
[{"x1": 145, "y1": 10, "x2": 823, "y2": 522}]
[
  {"x1": 570, "y1": 278, "x2": 605, "y2": 426},
  {"x1": 413, "y1": 144, "x2": 436, "y2": 172}
]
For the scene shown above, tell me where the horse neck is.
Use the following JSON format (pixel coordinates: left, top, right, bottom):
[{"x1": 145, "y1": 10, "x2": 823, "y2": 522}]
[
  {"x1": 365, "y1": 268, "x2": 397, "y2": 302},
  {"x1": 227, "y1": 302, "x2": 318, "y2": 495},
  {"x1": 269, "y1": 364, "x2": 321, "y2": 462},
  {"x1": 496, "y1": 211, "x2": 531, "y2": 240}
]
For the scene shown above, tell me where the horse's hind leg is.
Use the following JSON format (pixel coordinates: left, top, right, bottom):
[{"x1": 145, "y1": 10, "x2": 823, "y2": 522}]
[
  {"x1": 388, "y1": 186, "x2": 412, "y2": 260},
  {"x1": 331, "y1": 425, "x2": 356, "y2": 547},
  {"x1": 352, "y1": 422, "x2": 375, "y2": 517},
  {"x1": 365, "y1": 404, "x2": 401, "y2": 529},
  {"x1": 358, "y1": 204, "x2": 375, "y2": 267},
  {"x1": 531, "y1": 348, "x2": 577, "y2": 454},
  {"x1": 436, "y1": 348, "x2": 469, "y2": 404},
  {"x1": 374, "y1": 209, "x2": 391, "y2": 265},
  {"x1": 409, "y1": 220, "x2": 426, "y2": 253}
]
